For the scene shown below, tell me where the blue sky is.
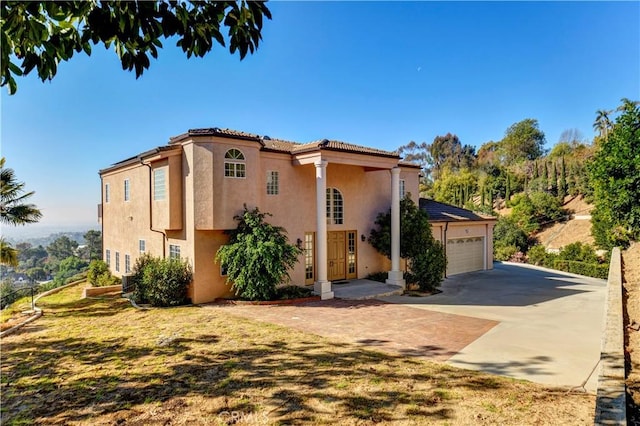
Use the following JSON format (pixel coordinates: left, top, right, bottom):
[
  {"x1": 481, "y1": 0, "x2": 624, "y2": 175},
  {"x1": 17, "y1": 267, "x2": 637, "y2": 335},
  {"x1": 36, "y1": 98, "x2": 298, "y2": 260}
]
[{"x1": 1, "y1": 1, "x2": 639, "y2": 232}]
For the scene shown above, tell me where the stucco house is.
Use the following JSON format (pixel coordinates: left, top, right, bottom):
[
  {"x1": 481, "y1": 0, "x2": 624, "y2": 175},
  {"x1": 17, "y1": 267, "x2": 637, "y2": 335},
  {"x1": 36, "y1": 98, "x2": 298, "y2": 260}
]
[
  {"x1": 419, "y1": 199, "x2": 496, "y2": 276},
  {"x1": 99, "y1": 127, "x2": 422, "y2": 303}
]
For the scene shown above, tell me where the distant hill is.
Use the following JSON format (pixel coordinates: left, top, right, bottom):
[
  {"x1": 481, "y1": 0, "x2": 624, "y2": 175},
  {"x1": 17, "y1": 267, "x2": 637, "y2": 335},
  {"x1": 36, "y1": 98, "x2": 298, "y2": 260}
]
[{"x1": 3, "y1": 225, "x2": 99, "y2": 246}]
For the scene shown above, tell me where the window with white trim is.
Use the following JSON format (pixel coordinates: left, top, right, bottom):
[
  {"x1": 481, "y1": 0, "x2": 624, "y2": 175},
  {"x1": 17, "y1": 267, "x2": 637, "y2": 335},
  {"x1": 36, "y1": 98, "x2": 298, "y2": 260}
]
[
  {"x1": 105, "y1": 249, "x2": 111, "y2": 267},
  {"x1": 125, "y1": 254, "x2": 131, "y2": 273},
  {"x1": 124, "y1": 179, "x2": 130, "y2": 201},
  {"x1": 304, "y1": 232, "x2": 314, "y2": 283},
  {"x1": 169, "y1": 244, "x2": 180, "y2": 259},
  {"x1": 266, "y1": 170, "x2": 279, "y2": 195},
  {"x1": 326, "y1": 188, "x2": 344, "y2": 225},
  {"x1": 153, "y1": 169, "x2": 166, "y2": 200},
  {"x1": 115, "y1": 252, "x2": 120, "y2": 272},
  {"x1": 224, "y1": 149, "x2": 246, "y2": 178},
  {"x1": 139, "y1": 239, "x2": 146, "y2": 253},
  {"x1": 105, "y1": 183, "x2": 110, "y2": 203},
  {"x1": 399, "y1": 179, "x2": 406, "y2": 199}
]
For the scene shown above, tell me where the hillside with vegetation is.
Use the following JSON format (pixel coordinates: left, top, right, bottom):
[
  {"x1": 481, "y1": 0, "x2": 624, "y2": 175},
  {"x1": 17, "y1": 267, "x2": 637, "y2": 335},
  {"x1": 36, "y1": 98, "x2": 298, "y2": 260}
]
[{"x1": 400, "y1": 98, "x2": 639, "y2": 275}]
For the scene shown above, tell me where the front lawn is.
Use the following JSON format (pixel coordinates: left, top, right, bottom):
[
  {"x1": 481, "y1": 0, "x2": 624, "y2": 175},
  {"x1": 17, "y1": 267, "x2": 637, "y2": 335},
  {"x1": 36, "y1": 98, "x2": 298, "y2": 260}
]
[{"x1": 1, "y1": 284, "x2": 594, "y2": 425}]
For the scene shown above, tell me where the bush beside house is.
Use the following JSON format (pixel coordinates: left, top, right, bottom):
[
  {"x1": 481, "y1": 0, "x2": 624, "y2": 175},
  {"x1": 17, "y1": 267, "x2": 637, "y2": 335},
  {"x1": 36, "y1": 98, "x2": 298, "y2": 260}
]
[{"x1": 131, "y1": 254, "x2": 192, "y2": 307}]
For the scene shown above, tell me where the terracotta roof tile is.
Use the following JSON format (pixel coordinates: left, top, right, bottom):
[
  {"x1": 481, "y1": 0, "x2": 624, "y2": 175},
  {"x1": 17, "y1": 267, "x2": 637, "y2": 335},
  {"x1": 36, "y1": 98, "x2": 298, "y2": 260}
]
[
  {"x1": 169, "y1": 127, "x2": 398, "y2": 158},
  {"x1": 291, "y1": 139, "x2": 398, "y2": 158}
]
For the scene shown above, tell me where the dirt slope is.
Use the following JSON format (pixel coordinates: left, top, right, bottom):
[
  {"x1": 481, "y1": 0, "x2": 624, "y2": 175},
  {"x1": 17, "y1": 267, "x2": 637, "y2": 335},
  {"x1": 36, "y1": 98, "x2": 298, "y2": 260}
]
[
  {"x1": 623, "y1": 242, "x2": 640, "y2": 424},
  {"x1": 531, "y1": 195, "x2": 595, "y2": 250}
]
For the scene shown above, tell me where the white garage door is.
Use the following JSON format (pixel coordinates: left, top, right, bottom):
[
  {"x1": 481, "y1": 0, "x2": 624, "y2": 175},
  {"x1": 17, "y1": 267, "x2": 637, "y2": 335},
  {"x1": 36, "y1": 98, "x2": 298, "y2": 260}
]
[{"x1": 446, "y1": 237, "x2": 485, "y2": 276}]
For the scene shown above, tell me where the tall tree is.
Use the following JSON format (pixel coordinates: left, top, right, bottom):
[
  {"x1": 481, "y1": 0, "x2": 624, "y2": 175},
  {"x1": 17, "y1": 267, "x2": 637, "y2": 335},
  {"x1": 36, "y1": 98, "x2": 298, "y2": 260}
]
[
  {"x1": 1, "y1": 1, "x2": 272, "y2": 94},
  {"x1": 558, "y1": 157, "x2": 567, "y2": 201},
  {"x1": 499, "y1": 119, "x2": 546, "y2": 164},
  {"x1": 397, "y1": 141, "x2": 431, "y2": 194},
  {"x1": 83, "y1": 230, "x2": 102, "y2": 261},
  {"x1": 590, "y1": 98, "x2": 640, "y2": 249},
  {"x1": 593, "y1": 110, "x2": 613, "y2": 141},
  {"x1": 427, "y1": 133, "x2": 476, "y2": 179},
  {"x1": 46, "y1": 236, "x2": 79, "y2": 261},
  {"x1": 1, "y1": 158, "x2": 42, "y2": 225}
]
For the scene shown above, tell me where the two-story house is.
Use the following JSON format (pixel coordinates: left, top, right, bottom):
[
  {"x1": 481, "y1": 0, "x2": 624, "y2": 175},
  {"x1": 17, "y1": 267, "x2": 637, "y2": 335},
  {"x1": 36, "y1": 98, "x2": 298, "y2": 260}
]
[{"x1": 99, "y1": 127, "x2": 420, "y2": 303}]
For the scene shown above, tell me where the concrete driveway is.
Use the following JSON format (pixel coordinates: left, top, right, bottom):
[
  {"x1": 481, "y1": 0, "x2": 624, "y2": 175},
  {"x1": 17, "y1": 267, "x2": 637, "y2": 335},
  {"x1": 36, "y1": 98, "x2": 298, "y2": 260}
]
[{"x1": 381, "y1": 262, "x2": 607, "y2": 392}]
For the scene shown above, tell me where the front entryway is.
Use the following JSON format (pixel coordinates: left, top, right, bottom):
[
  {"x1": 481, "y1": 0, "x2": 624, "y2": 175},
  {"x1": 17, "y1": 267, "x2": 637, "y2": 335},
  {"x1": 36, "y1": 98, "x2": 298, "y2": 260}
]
[
  {"x1": 327, "y1": 230, "x2": 358, "y2": 281},
  {"x1": 328, "y1": 231, "x2": 346, "y2": 281}
]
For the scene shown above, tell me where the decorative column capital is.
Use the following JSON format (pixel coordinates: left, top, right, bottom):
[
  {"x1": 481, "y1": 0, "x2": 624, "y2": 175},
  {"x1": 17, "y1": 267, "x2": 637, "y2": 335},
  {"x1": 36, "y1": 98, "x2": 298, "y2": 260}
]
[
  {"x1": 390, "y1": 166, "x2": 401, "y2": 175},
  {"x1": 314, "y1": 159, "x2": 328, "y2": 169}
]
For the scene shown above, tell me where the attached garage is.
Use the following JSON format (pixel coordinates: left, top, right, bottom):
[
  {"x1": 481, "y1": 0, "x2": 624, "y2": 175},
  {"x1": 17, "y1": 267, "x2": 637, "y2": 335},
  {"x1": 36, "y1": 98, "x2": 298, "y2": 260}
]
[
  {"x1": 420, "y1": 199, "x2": 497, "y2": 277},
  {"x1": 446, "y1": 236, "x2": 485, "y2": 276}
]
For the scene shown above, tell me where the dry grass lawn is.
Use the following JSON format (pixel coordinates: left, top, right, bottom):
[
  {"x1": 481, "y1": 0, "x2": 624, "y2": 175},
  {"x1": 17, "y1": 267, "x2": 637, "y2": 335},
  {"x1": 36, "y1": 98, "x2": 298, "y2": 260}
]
[{"x1": 1, "y1": 284, "x2": 595, "y2": 425}]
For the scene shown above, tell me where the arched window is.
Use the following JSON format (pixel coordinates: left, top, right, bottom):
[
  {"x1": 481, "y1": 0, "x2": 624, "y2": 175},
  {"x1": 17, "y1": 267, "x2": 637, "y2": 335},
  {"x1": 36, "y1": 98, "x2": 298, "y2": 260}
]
[
  {"x1": 326, "y1": 188, "x2": 343, "y2": 225},
  {"x1": 224, "y1": 149, "x2": 246, "y2": 178}
]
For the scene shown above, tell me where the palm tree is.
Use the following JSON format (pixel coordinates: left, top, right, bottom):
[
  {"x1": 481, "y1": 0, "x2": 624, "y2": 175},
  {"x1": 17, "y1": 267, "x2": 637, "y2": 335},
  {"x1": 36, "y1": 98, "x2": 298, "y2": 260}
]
[
  {"x1": 0, "y1": 157, "x2": 42, "y2": 226},
  {"x1": 0, "y1": 238, "x2": 18, "y2": 267},
  {"x1": 616, "y1": 97, "x2": 640, "y2": 113},
  {"x1": 593, "y1": 109, "x2": 613, "y2": 141}
]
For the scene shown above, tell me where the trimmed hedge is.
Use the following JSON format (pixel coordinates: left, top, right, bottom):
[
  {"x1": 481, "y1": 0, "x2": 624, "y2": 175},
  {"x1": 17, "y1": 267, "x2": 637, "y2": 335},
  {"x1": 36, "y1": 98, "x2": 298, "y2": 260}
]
[{"x1": 553, "y1": 260, "x2": 609, "y2": 279}]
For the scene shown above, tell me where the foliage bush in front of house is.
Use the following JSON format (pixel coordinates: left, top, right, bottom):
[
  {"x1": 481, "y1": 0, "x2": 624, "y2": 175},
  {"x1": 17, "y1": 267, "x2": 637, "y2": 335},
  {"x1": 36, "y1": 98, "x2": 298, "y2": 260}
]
[
  {"x1": 131, "y1": 254, "x2": 192, "y2": 307},
  {"x1": 87, "y1": 260, "x2": 121, "y2": 287},
  {"x1": 369, "y1": 196, "x2": 446, "y2": 292},
  {"x1": 216, "y1": 206, "x2": 302, "y2": 301}
]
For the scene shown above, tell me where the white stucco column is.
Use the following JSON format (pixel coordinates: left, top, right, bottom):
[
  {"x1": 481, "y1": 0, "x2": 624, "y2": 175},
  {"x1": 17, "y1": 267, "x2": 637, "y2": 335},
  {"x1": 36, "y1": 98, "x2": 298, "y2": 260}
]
[
  {"x1": 314, "y1": 160, "x2": 334, "y2": 299},
  {"x1": 387, "y1": 167, "x2": 406, "y2": 288}
]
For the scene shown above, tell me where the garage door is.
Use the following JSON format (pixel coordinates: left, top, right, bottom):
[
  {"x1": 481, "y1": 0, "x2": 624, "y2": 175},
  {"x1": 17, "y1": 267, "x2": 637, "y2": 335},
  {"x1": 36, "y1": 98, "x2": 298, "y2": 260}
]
[{"x1": 446, "y1": 237, "x2": 485, "y2": 276}]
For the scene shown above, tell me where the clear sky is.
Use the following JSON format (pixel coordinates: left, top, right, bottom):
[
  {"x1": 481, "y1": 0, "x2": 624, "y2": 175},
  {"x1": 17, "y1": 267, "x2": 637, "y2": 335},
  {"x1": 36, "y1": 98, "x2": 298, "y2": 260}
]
[{"x1": 1, "y1": 1, "x2": 638, "y2": 232}]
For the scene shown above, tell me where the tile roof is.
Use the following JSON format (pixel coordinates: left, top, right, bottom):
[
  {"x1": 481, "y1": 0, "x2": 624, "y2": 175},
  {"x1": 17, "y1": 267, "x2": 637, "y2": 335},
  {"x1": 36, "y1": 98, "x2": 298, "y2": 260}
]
[
  {"x1": 169, "y1": 127, "x2": 262, "y2": 143},
  {"x1": 291, "y1": 139, "x2": 399, "y2": 158},
  {"x1": 170, "y1": 128, "x2": 401, "y2": 158},
  {"x1": 419, "y1": 198, "x2": 496, "y2": 222}
]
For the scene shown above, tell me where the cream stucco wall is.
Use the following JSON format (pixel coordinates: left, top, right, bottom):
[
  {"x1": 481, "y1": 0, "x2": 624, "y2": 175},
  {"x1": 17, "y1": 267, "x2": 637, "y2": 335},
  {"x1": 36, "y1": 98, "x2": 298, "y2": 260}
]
[{"x1": 101, "y1": 164, "x2": 165, "y2": 277}]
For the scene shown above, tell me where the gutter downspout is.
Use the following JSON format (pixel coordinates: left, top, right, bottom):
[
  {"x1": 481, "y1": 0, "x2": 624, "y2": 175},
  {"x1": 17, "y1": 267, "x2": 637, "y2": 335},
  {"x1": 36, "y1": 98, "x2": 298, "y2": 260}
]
[
  {"x1": 444, "y1": 221, "x2": 449, "y2": 278},
  {"x1": 142, "y1": 160, "x2": 167, "y2": 258}
]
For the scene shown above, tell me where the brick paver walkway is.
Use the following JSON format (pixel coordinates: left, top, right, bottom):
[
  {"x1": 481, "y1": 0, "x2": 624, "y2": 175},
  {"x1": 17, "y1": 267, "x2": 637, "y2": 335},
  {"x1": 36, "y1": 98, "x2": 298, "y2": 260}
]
[{"x1": 209, "y1": 299, "x2": 497, "y2": 361}]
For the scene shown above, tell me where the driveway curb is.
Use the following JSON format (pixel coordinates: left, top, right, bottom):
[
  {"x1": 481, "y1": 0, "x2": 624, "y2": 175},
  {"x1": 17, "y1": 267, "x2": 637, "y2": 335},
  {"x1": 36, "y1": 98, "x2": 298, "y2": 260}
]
[{"x1": 594, "y1": 247, "x2": 626, "y2": 425}]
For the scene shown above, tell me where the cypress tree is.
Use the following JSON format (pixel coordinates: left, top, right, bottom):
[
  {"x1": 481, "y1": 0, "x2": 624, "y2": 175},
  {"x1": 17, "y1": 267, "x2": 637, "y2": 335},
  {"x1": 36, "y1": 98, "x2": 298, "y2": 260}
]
[
  {"x1": 505, "y1": 173, "x2": 511, "y2": 203},
  {"x1": 559, "y1": 156, "x2": 567, "y2": 201}
]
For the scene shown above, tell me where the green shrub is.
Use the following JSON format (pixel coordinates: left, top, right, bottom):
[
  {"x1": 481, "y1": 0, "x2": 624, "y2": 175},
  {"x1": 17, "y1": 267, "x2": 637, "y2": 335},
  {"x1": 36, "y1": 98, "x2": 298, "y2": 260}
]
[
  {"x1": 141, "y1": 257, "x2": 192, "y2": 307},
  {"x1": 553, "y1": 260, "x2": 609, "y2": 279},
  {"x1": 369, "y1": 197, "x2": 446, "y2": 292},
  {"x1": 527, "y1": 245, "x2": 549, "y2": 266},
  {"x1": 86, "y1": 260, "x2": 120, "y2": 286},
  {"x1": 510, "y1": 192, "x2": 565, "y2": 233},
  {"x1": 276, "y1": 285, "x2": 313, "y2": 299},
  {"x1": 495, "y1": 245, "x2": 518, "y2": 261},
  {"x1": 96, "y1": 273, "x2": 121, "y2": 287},
  {"x1": 558, "y1": 242, "x2": 598, "y2": 263},
  {"x1": 131, "y1": 253, "x2": 155, "y2": 303},
  {"x1": 408, "y1": 240, "x2": 446, "y2": 292},
  {"x1": 216, "y1": 206, "x2": 302, "y2": 301},
  {"x1": 53, "y1": 256, "x2": 88, "y2": 286},
  {"x1": 493, "y1": 216, "x2": 530, "y2": 254},
  {"x1": 366, "y1": 271, "x2": 388, "y2": 283}
]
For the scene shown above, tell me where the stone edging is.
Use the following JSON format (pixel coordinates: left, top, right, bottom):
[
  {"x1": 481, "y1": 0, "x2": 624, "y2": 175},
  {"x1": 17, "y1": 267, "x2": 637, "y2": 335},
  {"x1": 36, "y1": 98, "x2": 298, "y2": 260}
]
[
  {"x1": 212, "y1": 296, "x2": 321, "y2": 306},
  {"x1": 0, "y1": 279, "x2": 85, "y2": 338},
  {"x1": 594, "y1": 247, "x2": 627, "y2": 425},
  {"x1": 83, "y1": 284, "x2": 122, "y2": 298}
]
